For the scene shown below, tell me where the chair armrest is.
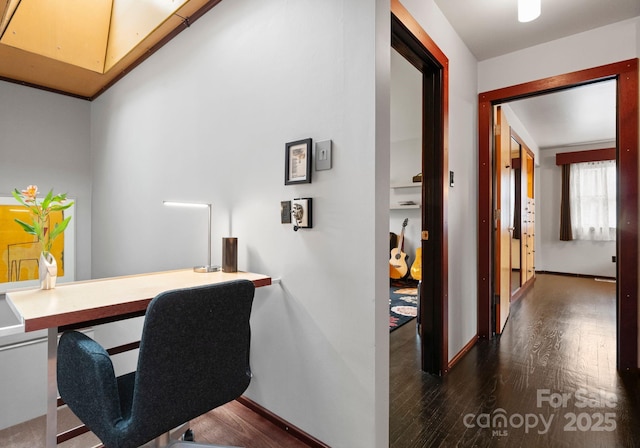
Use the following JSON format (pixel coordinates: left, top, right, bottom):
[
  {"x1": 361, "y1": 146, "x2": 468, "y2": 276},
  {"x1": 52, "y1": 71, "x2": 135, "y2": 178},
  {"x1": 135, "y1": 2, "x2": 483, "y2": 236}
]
[{"x1": 57, "y1": 331, "x2": 124, "y2": 443}]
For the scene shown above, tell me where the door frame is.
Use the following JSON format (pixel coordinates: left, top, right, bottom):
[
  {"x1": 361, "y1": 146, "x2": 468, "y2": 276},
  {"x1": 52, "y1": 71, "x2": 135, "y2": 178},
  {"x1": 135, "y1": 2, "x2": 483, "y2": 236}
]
[
  {"x1": 478, "y1": 59, "x2": 639, "y2": 370},
  {"x1": 391, "y1": 0, "x2": 449, "y2": 374}
]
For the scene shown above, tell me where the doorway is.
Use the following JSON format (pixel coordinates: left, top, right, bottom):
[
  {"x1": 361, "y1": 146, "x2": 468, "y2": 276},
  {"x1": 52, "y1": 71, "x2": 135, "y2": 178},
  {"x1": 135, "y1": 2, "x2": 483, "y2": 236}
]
[
  {"x1": 478, "y1": 59, "x2": 639, "y2": 370},
  {"x1": 391, "y1": 0, "x2": 449, "y2": 374}
]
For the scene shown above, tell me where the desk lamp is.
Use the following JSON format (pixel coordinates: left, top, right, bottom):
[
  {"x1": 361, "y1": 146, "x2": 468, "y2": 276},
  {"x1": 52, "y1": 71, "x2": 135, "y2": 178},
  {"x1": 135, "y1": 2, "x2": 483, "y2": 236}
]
[{"x1": 163, "y1": 201, "x2": 220, "y2": 272}]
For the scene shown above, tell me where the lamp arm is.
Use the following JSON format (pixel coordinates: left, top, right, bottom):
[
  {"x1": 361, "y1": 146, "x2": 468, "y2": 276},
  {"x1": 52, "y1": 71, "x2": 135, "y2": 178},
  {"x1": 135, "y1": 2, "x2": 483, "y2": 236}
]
[{"x1": 207, "y1": 204, "x2": 212, "y2": 268}]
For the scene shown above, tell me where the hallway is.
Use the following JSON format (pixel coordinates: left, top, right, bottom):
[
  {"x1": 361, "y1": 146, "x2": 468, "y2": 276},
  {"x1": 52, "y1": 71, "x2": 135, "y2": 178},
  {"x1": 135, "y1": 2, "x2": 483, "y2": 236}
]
[{"x1": 390, "y1": 274, "x2": 640, "y2": 447}]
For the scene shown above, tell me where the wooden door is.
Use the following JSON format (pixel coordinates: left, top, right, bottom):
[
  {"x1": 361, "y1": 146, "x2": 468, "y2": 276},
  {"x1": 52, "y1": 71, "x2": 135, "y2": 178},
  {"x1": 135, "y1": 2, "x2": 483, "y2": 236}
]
[{"x1": 494, "y1": 107, "x2": 512, "y2": 334}]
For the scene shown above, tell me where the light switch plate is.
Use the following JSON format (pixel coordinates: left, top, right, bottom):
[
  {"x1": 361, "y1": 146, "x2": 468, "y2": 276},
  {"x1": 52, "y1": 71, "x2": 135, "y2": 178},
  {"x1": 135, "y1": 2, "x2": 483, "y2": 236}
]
[
  {"x1": 315, "y1": 140, "x2": 332, "y2": 171},
  {"x1": 281, "y1": 201, "x2": 292, "y2": 224}
]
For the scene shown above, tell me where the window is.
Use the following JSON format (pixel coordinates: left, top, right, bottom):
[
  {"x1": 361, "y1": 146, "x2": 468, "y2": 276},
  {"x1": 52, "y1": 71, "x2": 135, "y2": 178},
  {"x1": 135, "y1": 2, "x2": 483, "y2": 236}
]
[{"x1": 569, "y1": 160, "x2": 616, "y2": 241}]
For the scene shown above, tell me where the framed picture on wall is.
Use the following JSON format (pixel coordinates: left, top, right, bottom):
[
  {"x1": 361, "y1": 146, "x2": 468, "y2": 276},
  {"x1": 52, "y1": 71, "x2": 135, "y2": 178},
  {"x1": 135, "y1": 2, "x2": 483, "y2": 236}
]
[
  {"x1": 285, "y1": 138, "x2": 312, "y2": 185},
  {"x1": 0, "y1": 196, "x2": 76, "y2": 294}
]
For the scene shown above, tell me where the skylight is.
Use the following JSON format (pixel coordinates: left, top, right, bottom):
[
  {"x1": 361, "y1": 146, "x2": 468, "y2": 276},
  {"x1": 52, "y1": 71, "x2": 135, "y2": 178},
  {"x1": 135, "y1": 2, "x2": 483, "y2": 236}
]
[{"x1": 0, "y1": 0, "x2": 188, "y2": 74}]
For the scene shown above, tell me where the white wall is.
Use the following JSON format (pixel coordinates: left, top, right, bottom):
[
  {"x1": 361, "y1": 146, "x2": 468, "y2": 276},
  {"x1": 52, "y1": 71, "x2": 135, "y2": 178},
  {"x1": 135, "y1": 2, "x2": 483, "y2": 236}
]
[
  {"x1": 536, "y1": 144, "x2": 617, "y2": 278},
  {"x1": 400, "y1": 0, "x2": 480, "y2": 361},
  {"x1": 0, "y1": 82, "x2": 92, "y2": 282},
  {"x1": 0, "y1": 82, "x2": 92, "y2": 429},
  {"x1": 478, "y1": 17, "x2": 640, "y2": 92},
  {"x1": 90, "y1": 1, "x2": 389, "y2": 447}
]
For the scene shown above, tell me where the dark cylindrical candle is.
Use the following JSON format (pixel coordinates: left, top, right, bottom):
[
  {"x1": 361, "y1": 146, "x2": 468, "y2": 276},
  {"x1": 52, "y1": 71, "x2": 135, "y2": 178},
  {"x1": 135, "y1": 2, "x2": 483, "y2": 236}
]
[{"x1": 222, "y1": 237, "x2": 238, "y2": 272}]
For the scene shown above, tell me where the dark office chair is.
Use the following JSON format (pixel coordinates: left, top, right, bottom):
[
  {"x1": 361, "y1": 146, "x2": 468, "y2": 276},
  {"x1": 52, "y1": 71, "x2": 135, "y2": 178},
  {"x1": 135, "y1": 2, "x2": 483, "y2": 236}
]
[{"x1": 57, "y1": 279, "x2": 255, "y2": 448}]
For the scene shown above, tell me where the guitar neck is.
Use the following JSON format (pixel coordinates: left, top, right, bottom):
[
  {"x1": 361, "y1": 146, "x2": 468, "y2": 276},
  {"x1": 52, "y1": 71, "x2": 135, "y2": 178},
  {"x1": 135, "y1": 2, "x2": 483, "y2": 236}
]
[
  {"x1": 394, "y1": 219, "x2": 408, "y2": 253},
  {"x1": 397, "y1": 229, "x2": 404, "y2": 251}
]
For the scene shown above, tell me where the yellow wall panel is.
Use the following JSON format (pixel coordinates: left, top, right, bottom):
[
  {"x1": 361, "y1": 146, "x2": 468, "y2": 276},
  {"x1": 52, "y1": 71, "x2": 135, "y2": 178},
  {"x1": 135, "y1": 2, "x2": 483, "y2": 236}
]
[{"x1": 0, "y1": 205, "x2": 66, "y2": 283}]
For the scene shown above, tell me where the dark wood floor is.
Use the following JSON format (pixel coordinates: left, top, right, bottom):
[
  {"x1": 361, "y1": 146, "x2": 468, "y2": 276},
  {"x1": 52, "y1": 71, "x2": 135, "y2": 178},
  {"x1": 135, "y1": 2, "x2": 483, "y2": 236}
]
[
  {"x1": 189, "y1": 400, "x2": 309, "y2": 448},
  {"x1": 390, "y1": 273, "x2": 640, "y2": 447},
  {"x1": 0, "y1": 400, "x2": 309, "y2": 448}
]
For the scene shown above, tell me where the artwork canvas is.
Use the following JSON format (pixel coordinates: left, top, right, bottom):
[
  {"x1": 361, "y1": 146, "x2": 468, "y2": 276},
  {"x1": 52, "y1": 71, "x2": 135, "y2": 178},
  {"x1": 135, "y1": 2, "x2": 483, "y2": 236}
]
[{"x1": 0, "y1": 197, "x2": 75, "y2": 292}]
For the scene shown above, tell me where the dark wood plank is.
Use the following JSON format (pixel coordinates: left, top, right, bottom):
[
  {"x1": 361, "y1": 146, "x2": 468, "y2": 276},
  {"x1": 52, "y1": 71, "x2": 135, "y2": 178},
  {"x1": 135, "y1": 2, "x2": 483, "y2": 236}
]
[
  {"x1": 190, "y1": 400, "x2": 310, "y2": 448},
  {"x1": 390, "y1": 274, "x2": 640, "y2": 447}
]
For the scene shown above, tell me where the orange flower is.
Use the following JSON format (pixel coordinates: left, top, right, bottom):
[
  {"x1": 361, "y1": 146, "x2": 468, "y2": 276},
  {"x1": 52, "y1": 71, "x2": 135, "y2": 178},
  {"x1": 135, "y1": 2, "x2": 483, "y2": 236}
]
[
  {"x1": 13, "y1": 185, "x2": 74, "y2": 254},
  {"x1": 21, "y1": 185, "x2": 38, "y2": 203}
]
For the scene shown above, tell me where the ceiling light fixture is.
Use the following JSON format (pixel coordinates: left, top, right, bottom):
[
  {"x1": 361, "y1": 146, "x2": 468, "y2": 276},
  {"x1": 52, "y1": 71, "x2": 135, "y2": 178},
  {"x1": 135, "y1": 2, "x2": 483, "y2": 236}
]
[{"x1": 518, "y1": 0, "x2": 541, "y2": 23}]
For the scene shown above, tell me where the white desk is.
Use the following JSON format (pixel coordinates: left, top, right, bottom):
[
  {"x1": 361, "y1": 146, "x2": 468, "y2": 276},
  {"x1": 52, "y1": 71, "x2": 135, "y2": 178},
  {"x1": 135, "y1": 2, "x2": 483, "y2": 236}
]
[{"x1": 6, "y1": 269, "x2": 271, "y2": 448}]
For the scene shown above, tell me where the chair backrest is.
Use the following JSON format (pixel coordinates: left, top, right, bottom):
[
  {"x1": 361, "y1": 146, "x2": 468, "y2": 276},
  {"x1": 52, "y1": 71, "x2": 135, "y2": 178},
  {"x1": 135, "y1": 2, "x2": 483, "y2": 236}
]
[{"x1": 128, "y1": 279, "x2": 255, "y2": 440}]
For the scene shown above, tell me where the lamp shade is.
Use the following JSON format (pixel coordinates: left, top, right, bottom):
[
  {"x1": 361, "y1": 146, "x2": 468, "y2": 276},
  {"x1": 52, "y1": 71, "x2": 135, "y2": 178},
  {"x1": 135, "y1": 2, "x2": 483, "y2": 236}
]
[{"x1": 518, "y1": 0, "x2": 540, "y2": 22}]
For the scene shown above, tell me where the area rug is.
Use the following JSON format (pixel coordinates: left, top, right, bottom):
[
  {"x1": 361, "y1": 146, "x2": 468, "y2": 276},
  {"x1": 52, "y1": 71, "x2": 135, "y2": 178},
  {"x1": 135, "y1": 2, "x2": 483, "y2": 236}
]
[{"x1": 389, "y1": 286, "x2": 418, "y2": 331}]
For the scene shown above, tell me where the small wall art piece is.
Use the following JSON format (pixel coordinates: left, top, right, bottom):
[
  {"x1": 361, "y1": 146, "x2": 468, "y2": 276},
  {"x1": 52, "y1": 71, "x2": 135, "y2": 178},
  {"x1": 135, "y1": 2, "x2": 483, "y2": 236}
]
[{"x1": 285, "y1": 138, "x2": 312, "y2": 185}]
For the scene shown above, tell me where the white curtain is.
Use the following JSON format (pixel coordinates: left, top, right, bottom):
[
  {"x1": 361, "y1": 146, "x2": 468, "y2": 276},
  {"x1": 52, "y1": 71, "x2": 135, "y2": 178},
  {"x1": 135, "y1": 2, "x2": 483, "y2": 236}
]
[{"x1": 569, "y1": 160, "x2": 616, "y2": 241}]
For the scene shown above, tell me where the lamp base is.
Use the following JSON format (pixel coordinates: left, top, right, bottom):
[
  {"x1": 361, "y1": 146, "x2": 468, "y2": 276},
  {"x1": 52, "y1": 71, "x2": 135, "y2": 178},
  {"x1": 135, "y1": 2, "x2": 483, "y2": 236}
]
[{"x1": 193, "y1": 265, "x2": 220, "y2": 273}]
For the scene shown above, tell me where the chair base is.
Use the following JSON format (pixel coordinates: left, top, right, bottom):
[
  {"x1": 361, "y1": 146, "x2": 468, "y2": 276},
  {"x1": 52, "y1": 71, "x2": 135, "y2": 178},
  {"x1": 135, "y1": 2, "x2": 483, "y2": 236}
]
[
  {"x1": 167, "y1": 442, "x2": 242, "y2": 448},
  {"x1": 140, "y1": 426, "x2": 242, "y2": 448}
]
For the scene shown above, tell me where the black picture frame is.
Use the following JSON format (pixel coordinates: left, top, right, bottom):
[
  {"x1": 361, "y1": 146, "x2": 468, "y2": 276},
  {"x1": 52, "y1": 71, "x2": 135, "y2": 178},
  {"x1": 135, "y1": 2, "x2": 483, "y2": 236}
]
[{"x1": 285, "y1": 138, "x2": 312, "y2": 185}]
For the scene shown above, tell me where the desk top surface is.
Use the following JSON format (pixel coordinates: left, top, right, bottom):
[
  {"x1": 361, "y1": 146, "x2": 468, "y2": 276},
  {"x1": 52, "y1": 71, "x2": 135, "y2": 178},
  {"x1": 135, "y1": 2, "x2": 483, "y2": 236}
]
[{"x1": 6, "y1": 269, "x2": 271, "y2": 332}]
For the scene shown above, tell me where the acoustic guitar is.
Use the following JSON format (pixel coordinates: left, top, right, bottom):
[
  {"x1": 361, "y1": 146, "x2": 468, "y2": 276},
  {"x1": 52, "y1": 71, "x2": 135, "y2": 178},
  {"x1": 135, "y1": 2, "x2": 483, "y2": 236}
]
[
  {"x1": 389, "y1": 218, "x2": 408, "y2": 279},
  {"x1": 410, "y1": 247, "x2": 422, "y2": 281}
]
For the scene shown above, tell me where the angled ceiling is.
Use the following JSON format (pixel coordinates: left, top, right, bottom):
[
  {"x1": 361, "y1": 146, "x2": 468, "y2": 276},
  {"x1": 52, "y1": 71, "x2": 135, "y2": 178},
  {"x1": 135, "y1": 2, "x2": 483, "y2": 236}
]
[
  {"x1": 0, "y1": 0, "x2": 222, "y2": 100},
  {"x1": 434, "y1": 0, "x2": 640, "y2": 61}
]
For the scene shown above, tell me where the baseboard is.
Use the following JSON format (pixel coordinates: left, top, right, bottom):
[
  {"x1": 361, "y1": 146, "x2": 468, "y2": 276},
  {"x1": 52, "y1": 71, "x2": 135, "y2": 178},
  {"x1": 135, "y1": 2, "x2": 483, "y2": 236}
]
[
  {"x1": 447, "y1": 335, "x2": 477, "y2": 371},
  {"x1": 511, "y1": 275, "x2": 535, "y2": 302},
  {"x1": 236, "y1": 396, "x2": 330, "y2": 448},
  {"x1": 537, "y1": 270, "x2": 616, "y2": 281}
]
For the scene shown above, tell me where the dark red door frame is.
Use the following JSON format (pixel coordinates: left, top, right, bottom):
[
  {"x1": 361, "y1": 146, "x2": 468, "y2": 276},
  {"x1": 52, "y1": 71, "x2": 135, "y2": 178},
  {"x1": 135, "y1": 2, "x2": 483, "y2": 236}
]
[{"x1": 478, "y1": 59, "x2": 639, "y2": 370}]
